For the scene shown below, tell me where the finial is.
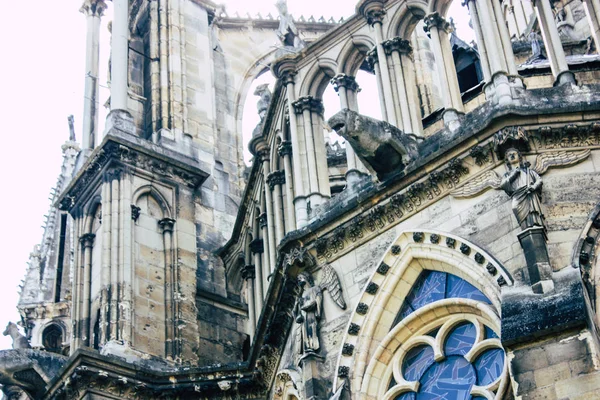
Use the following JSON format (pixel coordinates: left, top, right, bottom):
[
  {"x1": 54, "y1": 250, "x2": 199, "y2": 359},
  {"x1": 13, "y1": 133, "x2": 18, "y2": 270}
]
[{"x1": 68, "y1": 115, "x2": 76, "y2": 141}]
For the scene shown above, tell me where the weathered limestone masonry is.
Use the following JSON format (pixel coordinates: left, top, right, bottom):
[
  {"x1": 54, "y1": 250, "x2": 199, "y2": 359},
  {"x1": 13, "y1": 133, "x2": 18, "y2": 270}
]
[{"x1": 6, "y1": 0, "x2": 600, "y2": 399}]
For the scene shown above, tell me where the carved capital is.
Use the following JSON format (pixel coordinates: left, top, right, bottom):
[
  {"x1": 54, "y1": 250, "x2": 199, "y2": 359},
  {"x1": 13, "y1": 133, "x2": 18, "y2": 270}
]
[
  {"x1": 330, "y1": 74, "x2": 359, "y2": 93},
  {"x1": 358, "y1": 1, "x2": 386, "y2": 25},
  {"x1": 365, "y1": 47, "x2": 378, "y2": 71},
  {"x1": 381, "y1": 37, "x2": 413, "y2": 56},
  {"x1": 79, "y1": 233, "x2": 96, "y2": 248},
  {"x1": 424, "y1": 12, "x2": 451, "y2": 33},
  {"x1": 131, "y1": 205, "x2": 141, "y2": 221},
  {"x1": 80, "y1": 0, "x2": 107, "y2": 17},
  {"x1": 250, "y1": 239, "x2": 265, "y2": 254},
  {"x1": 241, "y1": 265, "x2": 256, "y2": 280},
  {"x1": 272, "y1": 56, "x2": 298, "y2": 83},
  {"x1": 292, "y1": 96, "x2": 324, "y2": 115},
  {"x1": 104, "y1": 168, "x2": 123, "y2": 182},
  {"x1": 283, "y1": 245, "x2": 315, "y2": 269},
  {"x1": 159, "y1": 218, "x2": 176, "y2": 233},
  {"x1": 267, "y1": 170, "x2": 286, "y2": 190},
  {"x1": 277, "y1": 140, "x2": 293, "y2": 157}
]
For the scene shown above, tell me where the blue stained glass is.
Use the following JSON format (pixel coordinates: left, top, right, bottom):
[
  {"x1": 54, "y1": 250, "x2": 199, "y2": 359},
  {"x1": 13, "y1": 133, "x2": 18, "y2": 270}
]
[
  {"x1": 447, "y1": 275, "x2": 491, "y2": 304},
  {"x1": 474, "y1": 348, "x2": 505, "y2": 386},
  {"x1": 407, "y1": 271, "x2": 447, "y2": 311},
  {"x1": 395, "y1": 393, "x2": 416, "y2": 400},
  {"x1": 485, "y1": 327, "x2": 499, "y2": 339},
  {"x1": 394, "y1": 271, "x2": 493, "y2": 327},
  {"x1": 402, "y1": 345, "x2": 435, "y2": 381},
  {"x1": 416, "y1": 356, "x2": 476, "y2": 400},
  {"x1": 444, "y1": 322, "x2": 477, "y2": 356},
  {"x1": 388, "y1": 377, "x2": 397, "y2": 390},
  {"x1": 471, "y1": 397, "x2": 487, "y2": 400}
]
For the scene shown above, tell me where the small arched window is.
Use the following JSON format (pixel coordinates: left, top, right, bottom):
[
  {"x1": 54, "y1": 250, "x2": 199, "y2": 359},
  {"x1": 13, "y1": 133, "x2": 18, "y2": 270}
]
[{"x1": 42, "y1": 324, "x2": 63, "y2": 353}]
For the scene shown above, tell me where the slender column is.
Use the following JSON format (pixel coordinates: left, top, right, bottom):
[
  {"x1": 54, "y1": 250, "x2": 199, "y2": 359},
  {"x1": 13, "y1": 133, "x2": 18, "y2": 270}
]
[
  {"x1": 149, "y1": 0, "x2": 161, "y2": 136},
  {"x1": 292, "y1": 96, "x2": 329, "y2": 206},
  {"x1": 100, "y1": 180, "x2": 111, "y2": 345},
  {"x1": 159, "y1": 218, "x2": 176, "y2": 360},
  {"x1": 464, "y1": 0, "x2": 491, "y2": 81},
  {"x1": 267, "y1": 171, "x2": 286, "y2": 244},
  {"x1": 242, "y1": 265, "x2": 256, "y2": 335},
  {"x1": 158, "y1": 0, "x2": 170, "y2": 130},
  {"x1": 535, "y1": 0, "x2": 576, "y2": 84},
  {"x1": 80, "y1": 0, "x2": 106, "y2": 152},
  {"x1": 278, "y1": 141, "x2": 296, "y2": 232},
  {"x1": 491, "y1": 0, "x2": 519, "y2": 75},
  {"x1": 367, "y1": 9, "x2": 397, "y2": 126},
  {"x1": 250, "y1": 230, "x2": 264, "y2": 313},
  {"x1": 366, "y1": 49, "x2": 388, "y2": 122},
  {"x1": 273, "y1": 63, "x2": 308, "y2": 228},
  {"x1": 80, "y1": 233, "x2": 95, "y2": 347},
  {"x1": 109, "y1": 171, "x2": 120, "y2": 340},
  {"x1": 382, "y1": 39, "x2": 414, "y2": 133},
  {"x1": 584, "y1": 0, "x2": 600, "y2": 55},
  {"x1": 257, "y1": 148, "x2": 277, "y2": 274},
  {"x1": 258, "y1": 213, "x2": 270, "y2": 294},
  {"x1": 424, "y1": 13, "x2": 463, "y2": 111},
  {"x1": 400, "y1": 49, "x2": 424, "y2": 135},
  {"x1": 110, "y1": 0, "x2": 130, "y2": 110},
  {"x1": 71, "y1": 216, "x2": 82, "y2": 352}
]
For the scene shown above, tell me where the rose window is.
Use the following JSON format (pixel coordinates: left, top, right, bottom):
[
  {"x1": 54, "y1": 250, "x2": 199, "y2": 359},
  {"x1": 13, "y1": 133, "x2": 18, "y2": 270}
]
[{"x1": 381, "y1": 270, "x2": 507, "y2": 400}]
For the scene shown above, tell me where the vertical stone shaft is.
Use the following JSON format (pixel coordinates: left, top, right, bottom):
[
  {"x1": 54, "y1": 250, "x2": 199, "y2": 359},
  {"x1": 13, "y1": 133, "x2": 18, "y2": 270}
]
[
  {"x1": 269, "y1": 172, "x2": 285, "y2": 243},
  {"x1": 109, "y1": 175, "x2": 120, "y2": 340},
  {"x1": 80, "y1": 0, "x2": 105, "y2": 151},
  {"x1": 400, "y1": 51, "x2": 423, "y2": 135},
  {"x1": 373, "y1": 22, "x2": 397, "y2": 126},
  {"x1": 71, "y1": 217, "x2": 83, "y2": 352},
  {"x1": 159, "y1": 0, "x2": 170, "y2": 129},
  {"x1": 492, "y1": 0, "x2": 519, "y2": 75},
  {"x1": 584, "y1": 0, "x2": 600, "y2": 55},
  {"x1": 160, "y1": 219, "x2": 175, "y2": 359},
  {"x1": 110, "y1": 0, "x2": 129, "y2": 111},
  {"x1": 252, "y1": 215, "x2": 264, "y2": 311},
  {"x1": 466, "y1": 0, "x2": 491, "y2": 81},
  {"x1": 261, "y1": 156, "x2": 277, "y2": 273},
  {"x1": 149, "y1": 0, "x2": 161, "y2": 134},
  {"x1": 80, "y1": 233, "x2": 95, "y2": 346},
  {"x1": 260, "y1": 211, "x2": 270, "y2": 294},
  {"x1": 279, "y1": 141, "x2": 297, "y2": 231},
  {"x1": 100, "y1": 180, "x2": 112, "y2": 344},
  {"x1": 535, "y1": 0, "x2": 572, "y2": 82},
  {"x1": 478, "y1": 0, "x2": 508, "y2": 74},
  {"x1": 284, "y1": 79, "x2": 308, "y2": 228}
]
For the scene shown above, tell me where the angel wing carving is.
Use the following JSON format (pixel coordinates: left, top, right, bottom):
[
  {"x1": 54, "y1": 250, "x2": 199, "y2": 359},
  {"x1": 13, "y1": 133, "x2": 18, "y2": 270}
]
[
  {"x1": 449, "y1": 170, "x2": 502, "y2": 198},
  {"x1": 320, "y1": 264, "x2": 346, "y2": 310},
  {"x1": 532, "y1": 149, "x2": 591, "y2": 175}
]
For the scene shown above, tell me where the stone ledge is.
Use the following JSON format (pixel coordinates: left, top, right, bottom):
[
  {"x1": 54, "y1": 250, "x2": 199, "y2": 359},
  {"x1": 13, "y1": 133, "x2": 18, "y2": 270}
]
[{"x1": 501, "y1": 267, "x2": 590, "y2": 346}]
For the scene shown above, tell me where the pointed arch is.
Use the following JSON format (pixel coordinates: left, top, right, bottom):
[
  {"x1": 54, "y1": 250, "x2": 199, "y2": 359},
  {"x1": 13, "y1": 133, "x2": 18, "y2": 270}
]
[
  {"x1": 83, "y1": 195, "x2": 102, "y2": 234},
  {"x1": 337, "y1": 34, "x2": 376, "y2": 76},
  {"x1": 387, "y1": 0, "x2": 428, "y2": 39},
  {"x1": 332, "y1": 229, "x2": 513, "y2": 397},
  {"x1": 298, "y1": 57, "x2": 338, "y2": 98},
  {"x1": 131, "y1": 184, "x2": 173, "y2": 220}
]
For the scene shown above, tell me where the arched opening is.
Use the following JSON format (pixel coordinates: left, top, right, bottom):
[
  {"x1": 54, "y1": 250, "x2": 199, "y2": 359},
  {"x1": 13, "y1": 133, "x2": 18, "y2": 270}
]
[
  {"x1": 333, "y1": 230, "x2": 513, "y2": 398},
  {"x1": 42, "y1": 324, "x2": 63, "y2": 353}
]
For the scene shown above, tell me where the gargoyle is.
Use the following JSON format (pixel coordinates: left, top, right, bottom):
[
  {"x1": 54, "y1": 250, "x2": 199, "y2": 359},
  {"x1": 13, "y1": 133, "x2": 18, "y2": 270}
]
[
  {"x1": 328, "y1": 109, "x2": 419, "y2": 181},
  {"x1": 294, "y1": 265, "x2": 346, "y2": 356}
]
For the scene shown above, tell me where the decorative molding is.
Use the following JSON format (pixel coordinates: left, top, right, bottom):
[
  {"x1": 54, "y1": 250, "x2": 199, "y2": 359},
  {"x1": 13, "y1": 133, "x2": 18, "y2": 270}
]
[
  {"x1": 330, "y1": 74, "x2": 359, "y2": 93},
  {"x1": 292, "y1": 96, "x2": 324, "y2": 115}
]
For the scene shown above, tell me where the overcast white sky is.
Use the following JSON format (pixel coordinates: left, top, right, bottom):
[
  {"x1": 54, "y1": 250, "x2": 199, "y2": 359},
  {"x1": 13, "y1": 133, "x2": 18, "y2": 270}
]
[{"x1": 0, "y1": 0, "x2": 472, "y2": 351}]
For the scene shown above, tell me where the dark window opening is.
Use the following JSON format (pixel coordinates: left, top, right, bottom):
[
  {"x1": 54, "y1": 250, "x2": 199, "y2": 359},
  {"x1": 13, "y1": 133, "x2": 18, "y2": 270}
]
[
  {"x1": 42, "y1": 324, "x2": 63, "y2": 353},
  {"x1": 54, "y1": 214, "x2": 68, "y2": 303}
]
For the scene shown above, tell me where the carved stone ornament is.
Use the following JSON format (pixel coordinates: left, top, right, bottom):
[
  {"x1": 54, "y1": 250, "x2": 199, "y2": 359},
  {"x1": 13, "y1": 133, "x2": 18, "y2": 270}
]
[
  {"x1": 430, "y1": 233, "x2": 440, "y2": 244},
  {"x1": 328, "y1": 109, "x2": 419, "y2": 181},
  {"x1": 377, "y1": 262, "x2": 390, "y2": 275},
  {"x1": 413, "y1": 232, "x2": 424, "y2": 242},
  {"x1": 446, "y1": 237, "x2": 456, "y2": 248},
  {"x1": 292, "y1": 96, "x2": 324, "y2": 115},
  {"x1": 342, "y1": 343, "x2": 354, "y2": 356},
  {"x1": 382, "y1": 37, "x2": 413, "y2": 56},
  {"x1": 331, "y1": 74, "x2": 359, "y2": 93},
  {"x1": 356, "y1": 303, "x2": 369, "y2": 315},
  {"x1": 460, "y1": 243, "x2": 471, "y2": 255},
  {"x1": 283, "y1": 246, "x2": 315, "y2": 269},
  {"x1": 424, "y1": 12, "x2": 451, "y2": 33},
  {"x1": 391, "y1": 245, "x2": 402, "y2": 255},
  {"x1": 365, "y1": 282, "x2": 379, "y2": 295},
  {"x1": 277, "y1": 140, "x2": 293, "y2": 157},
  {"x1": 249, "y1": 238, "x2": 264, "y2": 254},
  {"x1": 294, "y1": 265, "x2": 346, "y2": 355},
  {"x1": 267, "y1": 170, "x2": 286, "y2": 190},
  {"x1": 58, "y1": 140, "x2": 207, "y2": 211},
  {"x1": 486, "y1": 263, "x2": 497, "y2": 275},
  {"x1": 241, "y1": 265, "x2": 256, "y2": 280},
  {"x1": 348, "y1": 323, "x2": 360, "y2": 335},
  {"x1": 3, "y1": 322, "x2": 31, "y2": 349},
  {"x1": 131, "y1": 205, "x2": 141, "y2": 221}
]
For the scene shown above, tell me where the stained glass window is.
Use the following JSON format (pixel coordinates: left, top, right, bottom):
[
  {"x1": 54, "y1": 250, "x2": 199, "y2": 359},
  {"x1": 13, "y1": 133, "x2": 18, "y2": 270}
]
[
  {"x1": 393, "y1": 271, "x2": 491, "y2": 328},
  {"x1": 391, "y1": 322, "x2": 505, "y2": 400}
]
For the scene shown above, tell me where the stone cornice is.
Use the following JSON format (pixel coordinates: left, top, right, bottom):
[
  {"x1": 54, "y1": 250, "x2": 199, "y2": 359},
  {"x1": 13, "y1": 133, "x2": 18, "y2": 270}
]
[{"x1": 56, "y1": 133, "x2": 208, "y2": 213}]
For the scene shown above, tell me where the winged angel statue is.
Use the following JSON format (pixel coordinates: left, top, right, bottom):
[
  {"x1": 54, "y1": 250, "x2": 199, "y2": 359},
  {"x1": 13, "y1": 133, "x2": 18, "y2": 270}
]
[
  {"x1": 450, "y1": 148, "x2": 590, "y2": 230},
  {"x1": 294, "y1": 265, "x2": 346, "y2": 355}
]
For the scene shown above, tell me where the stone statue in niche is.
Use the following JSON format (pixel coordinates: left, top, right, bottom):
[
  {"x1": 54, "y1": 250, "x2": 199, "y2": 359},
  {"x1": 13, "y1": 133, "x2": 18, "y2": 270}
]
[
  {"x1": 500, "y1": 148, "x2": 545, "y2": 230},
  {"x1": 328, "y1": 109, "x2": 419, "y2": 181},
  {"x1": 527, "y1": 31, "x2": 546, "y2": 63},
  {"x1": 3, "y1": 322, "x2": 31, "y2": 350},
  {"x1": 294, "y1": 265, "x2": 346, "y2": 356},
  {"x1": 450, "y1": 127, "x2": 590, "y2": 231},
  {"x1": 275, "y1": 0, "x2": 305, "y2": 49}
]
